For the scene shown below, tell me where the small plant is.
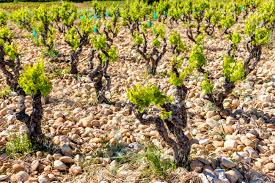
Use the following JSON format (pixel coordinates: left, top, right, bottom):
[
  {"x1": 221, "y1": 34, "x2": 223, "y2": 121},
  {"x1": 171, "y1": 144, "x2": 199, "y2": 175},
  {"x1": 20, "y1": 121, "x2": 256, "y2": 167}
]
[
  {"x1": 33, "y1": 6, "x2": 56, "y2": 53},
  {"x1": 0, "y1": 26, "x2": 25, "y2": 99},
  {"x1": 184, "y1": 0, "x2": 209, "y2": 43},
  {"x1": 132, "y1": 23, "x2": 167, "y2": 75},
  {"x1": 169, "y1": 31, "x2": 186, "y2": 56},
  {"x1": 199, "y1": 1, "x2": 273, "y2": 115},
  {"x1": 167, "y1": 1, "x2": 181, "y2": 29},
  {"x1": 6, "y1": 133, "x2": 33, "y2": 157},
  {"x1": 128, "y1": 81, "x2": 191, "y2": 166},
  {"x1": 51, "y1": 3, "x2": 77, "y2": 34},
  {"x1": 218, "y1": 2, "x2": 238, "y2": 34},
  {"x1": 121, "y1": 0, "x2": 148, "y2": 35},
  {"x1": 197, "y1": 32, "x2": 242, "y2": 114},
  {"x1": 0, "y1": 86, "x2": 11, "y2": 99},
  {"x1": 88, "y1": 25, "x2": 118, "y2": 104},
  {"x1": 64, "y1": 13, "x2": 93, "y2": 74},
  {"x1": 204, "y1": 2, "x2": 221, "y2": 35},
  {"x1": 11, "y1": 8, "x2": 33, "y2": 32},
  {"x1": 189, "y1": 44, "x2": 206, "y2": 70},
  {"x1": 201, "y1": 74, "x2": 213, "y2": 95},
  {"x1": 17, "y1": 61, "x2": 52, "y2": 147},
  {"x1": 142, "y1": 145, "x2": 176, "y2": 177}
]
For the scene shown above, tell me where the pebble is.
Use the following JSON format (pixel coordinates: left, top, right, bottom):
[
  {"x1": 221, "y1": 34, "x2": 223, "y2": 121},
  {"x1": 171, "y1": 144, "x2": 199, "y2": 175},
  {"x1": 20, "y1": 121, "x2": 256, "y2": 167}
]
[
  {"x1": 244, "y1": 147, "x2": 259, "y2": 158},
  {"x1": 60, "y1": 156, "x2": 74, "y2": 163},
  {"x1": 12, "y1": 164, "x2": 25, "y2": 173},
  {"x1": 232, "y1": 152, "x2": 250, "y2": 161},
  {"x1": 198, "y1": 173, "x2": 210, "y2": 183},
  {"x1": 224, "y1": 139, "x2": 238, "y2": 150},
  {"x1": 206, "y1": 118, "x2": 218, "y2": 128},
  {"x1": 61, "y1": 144, "x2": 73, "y2": 156},
  {"x1": 225, "y1": 170, "x2": 242, "y2": 183},
  {"x1": 203, "y1": 169, "x2": 216, "y2": 182},
  {"x1": 214, "y1": 169, "x2": 230, "y2": 183},
  {"x1": 220, "y1": 157, "x2": 235, "y2": 168},
  {"x1": 69, "y1": 165, "x2": 82, "y2": 175},
  {"x1": 38, "y1": 175, "x2": 50, "y2": 183},
  {"x1": 16, "y1": 171, "x2": 29, "y2": 182},
  {"x1": 240, "y1": 136, "x2": 253, "y2": 146},
  {"x1": 53, "y1": 153, "x2": 62, "y2": 160},
  {"x1": 54, "y1": 160, "x2": 67, "y2": 171},
  {"x1": 109, "y1": 160, "x2": 117, "y2": 172},
  {"x1": 199, "y1": 138, "x2": 211, "y2": 145},
  {"x1": 80, "y1": 115, "x2": 93, "y2": 127},
  {"x1": 190, "y1": 160, "x2": 204, "y2": 173},
  {"x1": 54, "y1": 111, "x2": 64, "y2": 119},
  {"x1": 213, "y1": 141, "x2": 224, "y2": 148},
  {"x1": 264, "y1": 163, "x2": 275, "y2": 170},
  {"x1": 31, "y1": 160, "x2": 40, "y2": 172},
  {"x1": 0, "y1": 175, "x2": 8, "y2": 181}
]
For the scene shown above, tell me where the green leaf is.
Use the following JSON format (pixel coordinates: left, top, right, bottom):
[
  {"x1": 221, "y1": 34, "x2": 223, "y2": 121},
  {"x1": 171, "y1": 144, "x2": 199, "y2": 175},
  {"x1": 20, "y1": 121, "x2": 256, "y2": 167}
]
[
  {"x1": 132, "y1": 32, "x2": 143, "y2": 46},
  {"x1": 19, "y1": 61, "x2": 52, "y2": 97},
  {"x1": 108, "y1": 46, "x2": 118, "y2": 62},
  {"x1": 169, "y1": 71, "x2": 183, "y2": 87},
  {"x1": 229, "y1": 32, "x2": 241, "y2": 45},
  {"x1": 169, "y1": 31, "x2": 186, "y2": 53},
  {"x1": 223, "y1": 56, "x2": 244, "y2": 83},
  {"x1": 65, "y1": 26, "x2": 80, "y2": 51},
  {"x1": 153, "y1": 24, "x2": 165, "y2": 39},
  {"x1": 127, "y1": 84, "x2": 169, "y2": 111},
  {"x1": 189, "y1": 44, "x2": 206, "y2": 69},
  {"x1": 153, "y1": 38, "x2": 161, "y2": 47},
  {"x1": 254, "y1": 27, "x2": 270, "y2": 45},
  {"x1": 0, "y1": 11, "x2": 7, "y2": 26},
  {"x1": 91, "y1": 34, "x2": 107, "y2": 50},
  {"x1": 201, "y1": 74, "x2": 214, "y2": 94}
]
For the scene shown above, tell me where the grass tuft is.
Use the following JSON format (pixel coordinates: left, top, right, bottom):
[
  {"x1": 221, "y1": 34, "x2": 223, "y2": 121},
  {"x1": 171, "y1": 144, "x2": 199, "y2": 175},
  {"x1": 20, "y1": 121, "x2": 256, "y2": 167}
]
[
  {"x1": 141, "y1": 145, "x2": 176, "y2": 178},
  {"x1": 0, "y1": 86, "x2": 11, "y2": 99},
  {"x1": 5, "y1": 133, "x2": 33, "y2": 158},
  {"x1": 43, "y1": 49, "x2": 60, "y2": 59}
]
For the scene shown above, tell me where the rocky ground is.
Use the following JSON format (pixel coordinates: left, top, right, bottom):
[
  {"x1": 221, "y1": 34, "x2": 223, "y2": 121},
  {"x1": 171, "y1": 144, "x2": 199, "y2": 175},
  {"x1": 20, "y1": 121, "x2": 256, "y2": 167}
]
[{"x1": 0, "y1": 21, "x2": 274, "y2": 183}]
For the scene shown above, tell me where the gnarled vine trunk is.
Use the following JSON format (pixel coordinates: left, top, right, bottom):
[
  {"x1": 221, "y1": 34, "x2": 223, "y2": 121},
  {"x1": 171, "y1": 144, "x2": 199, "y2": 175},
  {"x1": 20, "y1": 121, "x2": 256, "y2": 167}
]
[
  {"x1": 70, "y1": 46, "x2": 83, "y2": 74},
  {"x1": 132, "y1": 74, "x2": 191, "y2": 166},
  {"x1": 201, "y1": 33, "x2": 264, "y2": 118},
  {"x1": 16, "y1": 91, "x2": 44, "y2": 146},
  {"x1": 134, "y1": 35, "x2": 167, "y2": 75},
  {"x1": 28, "y1": 92, "x2": 43, "y2": 143},
  {"x1": 1, "y1": 45, "x2": 50, "y2": 150},
  {"x1": 88, "y1": 51, "x2": 112, "y2": 104}
]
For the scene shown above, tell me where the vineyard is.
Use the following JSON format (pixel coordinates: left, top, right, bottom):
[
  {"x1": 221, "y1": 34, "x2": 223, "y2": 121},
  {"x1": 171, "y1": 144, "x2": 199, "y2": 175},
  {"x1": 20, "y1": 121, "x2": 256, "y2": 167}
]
[{"x1": 0, "y1": 0, "x2": 274, "y2": 182}]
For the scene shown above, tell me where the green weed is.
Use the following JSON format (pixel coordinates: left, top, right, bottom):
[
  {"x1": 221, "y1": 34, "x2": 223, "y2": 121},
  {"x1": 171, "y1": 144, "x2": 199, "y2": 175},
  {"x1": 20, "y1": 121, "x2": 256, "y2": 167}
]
[
  {"x1": 6, "y1": 133, "x2": 33, "y2": 158},
  {"x1": 141, "y1": 145, "x2": 176, "y2": 178},
  {"x1": 0, "y1": 86, "x2": 11, "y2": 99}
]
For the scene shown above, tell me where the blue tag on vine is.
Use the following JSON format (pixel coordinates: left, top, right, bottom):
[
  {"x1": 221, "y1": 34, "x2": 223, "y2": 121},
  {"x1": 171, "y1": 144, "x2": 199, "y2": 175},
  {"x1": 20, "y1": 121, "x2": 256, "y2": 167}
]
[
  {"x1": 94, "y1": 14, "x2": 97, "y2": 20},
  {"x1": 163, "y1": 11, "x2": 167, "y2": 17},
  {"x1": 105, "y1": 10, "x2": 109, "y2": 17},
  {"x1": 93, "y1": 26, "x2": 97, "y2": 33},
  {"x1": 80, "y1": 15, "x2": 84, "y2": 20},
  {"x1": 153, "y1": 11, "x2": 157, "y2": 20},
  {"x1": 33, "y1": 30, "x2": 37, "y2": 39},
  {"x1": 148, "y1": 20, "x2": 152, "y2": 27}
]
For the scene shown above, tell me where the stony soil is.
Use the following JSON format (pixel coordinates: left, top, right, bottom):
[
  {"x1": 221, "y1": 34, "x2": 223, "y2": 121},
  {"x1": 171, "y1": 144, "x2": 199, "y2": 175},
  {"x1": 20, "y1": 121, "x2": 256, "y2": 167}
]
[{"x1": 0, "y1": 20, "x2": 274, "y2": 183}]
